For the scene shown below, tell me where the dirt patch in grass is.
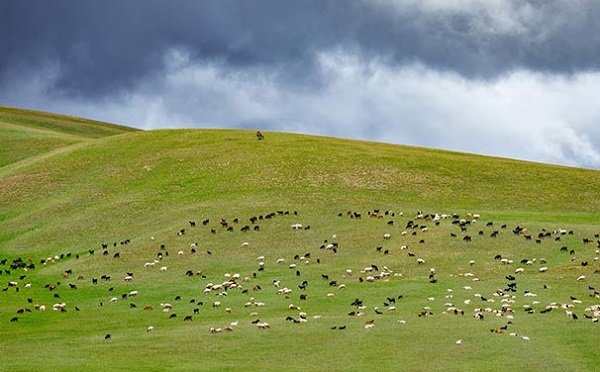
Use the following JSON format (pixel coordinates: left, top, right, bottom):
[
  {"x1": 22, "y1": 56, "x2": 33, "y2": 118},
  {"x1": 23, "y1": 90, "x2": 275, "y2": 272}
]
[{"x1": 0, "y1": 172, "x2": 53, "y2": 201}]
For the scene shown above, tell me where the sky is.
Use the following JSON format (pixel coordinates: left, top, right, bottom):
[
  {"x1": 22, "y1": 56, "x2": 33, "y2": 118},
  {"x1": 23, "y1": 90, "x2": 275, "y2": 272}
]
[{"x1": 1, "y1": 1, "x2": 600, "y2": 169}]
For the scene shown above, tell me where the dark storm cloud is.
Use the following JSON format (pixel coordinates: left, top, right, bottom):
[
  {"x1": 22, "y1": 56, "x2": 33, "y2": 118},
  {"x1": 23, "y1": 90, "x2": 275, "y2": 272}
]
[{"x1": 2, "y1": 0, "x2": 600, "y2": 99}]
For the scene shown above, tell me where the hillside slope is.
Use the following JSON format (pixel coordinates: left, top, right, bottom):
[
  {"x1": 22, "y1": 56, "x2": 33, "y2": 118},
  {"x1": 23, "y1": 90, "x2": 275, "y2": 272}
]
[
  {"x1": 0, "y1": 112, "x2": 599, "y2": 257},
  {"x1": 0, "y1": 106, "x2": 138, "y2": 168},
  {"x1": 1, "y1": 109, "x2": 600, "y2": 371}
]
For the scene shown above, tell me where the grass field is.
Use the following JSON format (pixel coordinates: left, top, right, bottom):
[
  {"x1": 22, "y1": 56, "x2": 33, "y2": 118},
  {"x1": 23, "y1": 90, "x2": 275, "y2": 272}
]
[{"x1": 0, "y1": 107, "x2": 599, "y2": 371}]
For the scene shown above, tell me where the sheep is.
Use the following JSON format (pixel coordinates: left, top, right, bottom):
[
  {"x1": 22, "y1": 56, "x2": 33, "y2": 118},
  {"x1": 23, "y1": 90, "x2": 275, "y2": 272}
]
[
  {"x1": 52, "y1": 302, "x2": 67, "y2": 312},
  {"x1": 256, "y1": 322, "x2": 270, "y2": 329},
  {"x1": 383, "y1": 233, "x2": 391, "y2": 240},
  {"x1": 577, "y1": 275, "x2": 586, "y2": 282},
  {"x1": 160, "y1": 266, "x2": 167, "y2": 272},
  {"x1": 146, "y1": 326, "x2": 154, "y2": 332}
]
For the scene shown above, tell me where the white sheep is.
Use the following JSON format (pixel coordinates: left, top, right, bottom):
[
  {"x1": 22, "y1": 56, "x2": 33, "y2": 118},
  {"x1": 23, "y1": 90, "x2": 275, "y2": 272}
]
[
  {"x1": 256, "y1": 322, "x2": 270, "y2": 329},
  {"x1": 52, "y1": 303, "x2": 66, "y2": 310}
]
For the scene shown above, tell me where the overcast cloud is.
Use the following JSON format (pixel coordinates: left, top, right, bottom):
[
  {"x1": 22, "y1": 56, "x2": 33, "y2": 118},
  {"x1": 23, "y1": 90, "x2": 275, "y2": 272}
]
[{"x1": 1, "y1": 0, "x2": 600, "y2": 168}]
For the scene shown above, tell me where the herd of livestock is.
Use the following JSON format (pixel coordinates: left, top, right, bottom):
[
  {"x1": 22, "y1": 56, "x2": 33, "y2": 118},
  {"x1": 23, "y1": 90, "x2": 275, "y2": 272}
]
[{"x1": 2, "y1": 209, "x2": 600, "y2": 343}]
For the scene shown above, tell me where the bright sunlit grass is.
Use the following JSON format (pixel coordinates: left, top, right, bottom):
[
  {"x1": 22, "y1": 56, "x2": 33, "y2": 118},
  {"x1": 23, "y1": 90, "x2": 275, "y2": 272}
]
[{"x1": 1, "y1": 107, "x2": 599, "y2": 371}]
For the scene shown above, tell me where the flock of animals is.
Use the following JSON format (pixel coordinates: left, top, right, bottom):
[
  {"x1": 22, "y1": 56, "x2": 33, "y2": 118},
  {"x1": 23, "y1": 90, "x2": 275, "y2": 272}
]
[{"x1": 2, "y1": 208, "x2": 600, "y2": 344}]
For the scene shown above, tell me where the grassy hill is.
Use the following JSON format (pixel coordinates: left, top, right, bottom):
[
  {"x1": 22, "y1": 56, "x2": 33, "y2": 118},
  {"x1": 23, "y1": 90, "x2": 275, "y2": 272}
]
[
  {"x1": 0, "y1": 106, "x2": 137, "y2": 168},
  {"x1": 1, "y1": 108, "x2": 599, "y2": 371}
]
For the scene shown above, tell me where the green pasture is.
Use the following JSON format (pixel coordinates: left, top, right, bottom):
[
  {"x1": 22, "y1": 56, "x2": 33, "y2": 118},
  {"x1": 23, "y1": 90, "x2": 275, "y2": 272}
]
[{"x1": 0, "y1": 107, "x2": 599, "y2": 371}]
